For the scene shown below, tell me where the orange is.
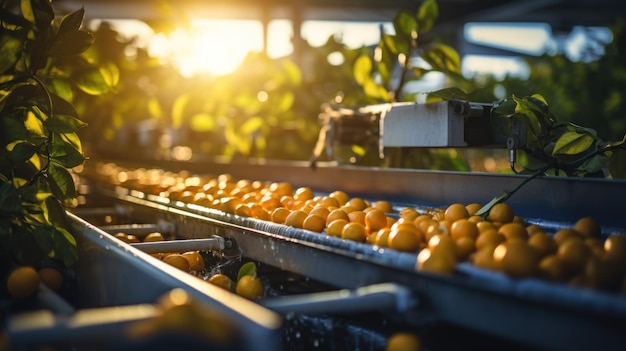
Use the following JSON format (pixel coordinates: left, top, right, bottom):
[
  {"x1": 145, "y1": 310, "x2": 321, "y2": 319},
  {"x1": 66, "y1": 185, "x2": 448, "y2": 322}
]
[
  {"x1": 326, "y1": 208, "x2": 350, "y2": 225},
  {"x1": 329, "y1": 190, "x2": 349, "y2": 207},
  {"x1": 7, "y1": 266, "x2": 40, "y2": 298},
  {"x1": 487, "y1": 203, "x2": 515, "y2": 223},
  {"x1": 293, "y1": 187, "x2": 314, "y2": 201},
  {"x1": 475, "y1": 229, "x2": 505, "y2": 251},
  {"x1": 450, "y1": 219, "x2": 479, "y2": 240},
  {"x1": 271, "y1": 207, "x2": 291, "y2": 224},
  {"x1": 604, "y1": 235, "x2": 626, "y2": 266},
  {"x1": 554, "y1": 228, "x2": 581, "y2": 245},
  {"x1": 399, "y1": 208, "x2": 420, "y2": 221},
  {"x1": 417, "y1": 248, "x2": 456, "y2": 275},
  {"x1": 234, "y1": 203, "x2": 252, "y2": 217},
  {"x1": 538, "y1": 255, "x2": 570, "y2": 282},
  {"x1": 236, "y1": 275, "x2": 265, "y2": 299},
  {"x1": 327, "y1": 219, "x2": 349, "y2": 237},
  {"x1": 584, "y1": 255, "x2": 622, "y2": 289},
  {"x1": 386, "y1": 332, "x2": 423, "y2": 351},
  {"x1": 208, "y1": 273, "x2": 235, "y2": 291},
  {"x1": 303, "y1": 214, "x2": 326, "y2": 233},
  {"x1": 347, "y1": 197, "x2": 369, "y2": 211},
  {"x1": 498, "y1": 222, "x2": 528, "y2": 241},
  {"x1": 444, "y1": 203, "x2": 469, "y2": 222},
  {"x1": 527, "y1": 231, "x2": 556, "y2": 258},
  {"x1": 372, "y1": 200, "x2": 393, "y2": 213},
  {"x1": 388, "y1": 229, "x2": 421, "y2": 252},
  {"x1": 574, "y1": 216, "x2": 601, "y2": 239},
  {"x1": 465, "y1": 203, "x2": 483, "y2": 216},
  {"x1": 455, "y1": 237, "x2": 476, "y2": 261},
  {"x1": 163, "y1": 254, "x2": 190, "y2": 272},
  {"x1": 348, "y1": 210, "x2": 366, "y2": 225},
  {"x1": 526, "y1": 224, "x2": 546, "y2": 236},
  {"x1": 182, "y1": 251, "x2": 205, "y2": 271},
  {"x1": 144, "y1": 232, "x2": 165, "y2": 242},
  {"x1": 418, "y1": 218, "x2": 438, "y2": 237},
  {"x1": 557, "y1": 237, "x2": 591, "y2": 273},
  {"x1": 493, "y1": 241, "x2": 538, "y2": 278},
  {"x1": 424, "y1": 222, "x2": 448, "y2": 242},
  {"x1": 260, "y1": 195, "x2": 281, "y2": 211},
  {"x1": 285, "y1": 210, "x2": 307, "y2": 228},
  {"x1": 472, "y1": 245, "x2": 498, "y2": 270},
  {"x1": 309, "y1": 206, "x2": 330, "y2": 220},
  {"x1": 38, "y1": 267, "x2": 63, "y2": 292},
  {"x1": 268, "y1": 181, "x2": 293, "y2": 198},
  {"x1": 316, "y1": 196, "x2": 339, "y2": 208},
  {"x1": 373, "y1": 228, "x2": 391, "y2": 247},
  {"x1": 428, "y1": 234, "x2": 457, "y2": 257},
  {"x1": 476, "y1": 221, "x2": 497, "y2": 233},
  {"x1": 365, "y1": 209, "x2": 388, "y2": 232},
  {"x1": 342, "y1": 222, "x2": 368, "y2": 243}
]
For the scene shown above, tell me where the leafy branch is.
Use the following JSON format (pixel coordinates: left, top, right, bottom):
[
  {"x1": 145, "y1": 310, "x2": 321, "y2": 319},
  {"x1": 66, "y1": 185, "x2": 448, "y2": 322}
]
[{"x1": 1, "y1": 0, "x2": 114, "y2": 267}]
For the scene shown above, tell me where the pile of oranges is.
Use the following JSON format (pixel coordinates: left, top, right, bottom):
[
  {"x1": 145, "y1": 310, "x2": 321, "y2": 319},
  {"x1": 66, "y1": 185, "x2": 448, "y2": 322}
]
[{"x1": 94, "y1": 163, "x2": 626, "y2": 294}]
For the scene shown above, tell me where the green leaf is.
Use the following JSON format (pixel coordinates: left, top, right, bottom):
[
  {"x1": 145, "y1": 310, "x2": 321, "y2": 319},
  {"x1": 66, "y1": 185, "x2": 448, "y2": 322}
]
[
  {"x1": 171, "y1": 93, "x2": 190, "y2": 129},
  {"x1": 47, "y1": 78, "x2": 74, "y2": 103},
  {"x1": 392, "y1": 11, "x2": 416, "y2": 54},
  {"x1": 241, "y1": 117, "x2": 265, "y2": 135},
  {"x1": 422, "y1": 43, "x2": 461, "y2": 75},
  {"x1": 609, "y1": 146, "x2": 626, "y2": 179},
  {"x1": 45, "y1": 114, "x2": 87, "y2": 133},
  {"x1": 6, "y1": 141, "x2": 36, "y2": 163},
  {"x1": 57, "y1": 7, "x2": 85, "y2": 35},
  {"x1": 50, "y1": 226, "x2": 79, "y2": 267},
  {"x1": 237, "y1": 261, "x2": 257, "y2": 281},
  {"x1": 427, "y1": 87, "x2": 470, "y2": 102},
  {"x1": 47, "y1": 162, "x2": 76, "y2": 200},
  {"x1": 51, "y1": 133, "x2": 85, "y2": 168},
  {"x1": 0, "y1": 35, "x2": 23, "y2": 74},
  {"x1": 381, "y1": 32, "x2": 398, "y2": 55},
  {"x1": 417, "y1": 0, "x2": 439, "y2": 34},
  {"x1": 362, "y1": 79, "x2": 389, "y2": 101},
  {"x1": 189, "y1": 113, "x2": 216, "y2": 132},
  {"x1": 73, "y1": 66, "x2": 112, "y2": 95},
  {"x1": 20, "y1": 0, "x2": 36, "y2": 24},
  {"x1": 31, "y1": 0, "x2": 54, "y2": 29},
  {"x1": 552, "y1": 131, "x2": 595, "y2": 155},
  {"x1": 276, "y1": 91, "x2": 295, "y2": 112},
  {"x1": 0, "y1": 181, "x2": 22, "y2": 215},
  {"x1": 353, "y1": 54, "x2": 372, "y2": 86},
  {"x1": 52, "y1": 30, "x2": 94, "y2": 56}
]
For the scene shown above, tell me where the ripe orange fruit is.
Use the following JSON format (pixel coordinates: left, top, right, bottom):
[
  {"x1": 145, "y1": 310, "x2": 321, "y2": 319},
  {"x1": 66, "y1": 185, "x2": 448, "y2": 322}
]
[
  {"x1": 557, "y1": 237, "x2": 591, "y2": 273},
  {"x1": 208, "y1": 273, "x2": 235, "y2": 291},
  {"x1": 472, "y1": 245, "x2": 498, "y2": 270},
  {"x1": 527, "y1": 231, "x2": 556, "y2": 257},
  {"x1": 604, "y1": 235, "x2": 626, "y2": 266},
  {"x1": 38, "y1": 267, "x2": 63, "y2": 292},
  {"x1": 498, "y1": 222, "x2": 528, "y2": 241},
  {"x1": 465, "y1": 203, "x2": 482, "y2": 216},
  {"x1": 327, "y1": 219, "x2": 349, "y2": 237},
  {"x1": 317, "y1": 196, "x2": 340, "y2": 208},
  {"x1": 163, "y1": 254, "x2": 190, "y2": 272},
  {"x1": 342, "y1": 222, "x2": 368, "y2": 243},
  {"x1": 285, "y1": 210, "x2": 307, "y2": 228},
  {"x1": 144, "y1": 232, "x2": 165, "y2": 242},
  {"x1": 293, "y1": 187, "x2": 314, "y2": 201},
  {"x1": 348, "y1": 210, "x2": 366, "y2": 225},
  {"x1": 271, "y1": 207, "x2": 290, "y2": 224},
  {"x1": 182, "y1": 251, "x2": 205, "y2": 271},
  {"x1": 326, "y1": 208, "x2": 350, "y2": 226},
  {"x1": 388, "y1": 229, "x2": 421, "y2": 252},
  {"x1": 373, "y1": 228, "x2": 391, "y2": 247},
  {"x1": 444, "y1": 203, "x2": 469, "y2": 222},
  {"x1": 475, "y1": 229, "x2": 506, "y2": 251},
  {"x1": 7, "y1": 266, "x2": 40, "y2": 298},
  {"x1": 236, "y1": 275, "x2": 265, "y2": 299},
  {"x1": 417, "y1": 248, "x2": 456, "y2": 275},
  {"x1": 476, "y1": 221, "x2": 497, "y2": 233},
  {"x1": 329, "y1": 190, "x2": 349, "y2": 207},
  {"x1": 554, "y1": 228, "x2": 581, "y2": 245},
  {"x1": 347, "y1": 197, "x2": 368, "y2": 211},
  {"x1": 455, "y1": 236, "x2": 476, "y2": 261},
  {"x1": 303, "y1": 214, "x2": 326, "y2": 233},
  {"x1": 538, "y1": 255, "x2": 570, "y2": 282},
  {"x1": 365, "y1": 209, "x2": 388, "y2": 232},
  {"x1": 372, "y1": 200, "x2": 393, "y2": 213},
  {"x1": 399, "y1": 208, "x2": 420, "y2": 221},
  {"x1": 386, "y1": 332, "x2": 423, "y2": 351},
  {"x1": 309, "y1": 206, "x2": 330, "y2": 221},
  {"x1": 450, "y1": 219, "x2": 479, "y2": 240},
  {"x1": 487, "y1": 203, "x2": 515, "y2": 223},
  {"x1": 574, "y1": 216, "x2": 601, "y2": 239},
  {"x1": 493, "y1": 241, "x2": 538, "y2": 278}
]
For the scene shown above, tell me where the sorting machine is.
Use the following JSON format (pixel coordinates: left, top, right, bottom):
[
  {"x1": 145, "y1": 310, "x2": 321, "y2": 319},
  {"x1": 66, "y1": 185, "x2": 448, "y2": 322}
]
[{"x1": 3, "y1": 101, "x2": 626, "y2": 351}]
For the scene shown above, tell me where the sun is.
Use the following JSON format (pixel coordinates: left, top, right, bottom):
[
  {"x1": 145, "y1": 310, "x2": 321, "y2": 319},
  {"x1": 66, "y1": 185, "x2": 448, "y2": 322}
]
[{"x1": 151, "y1": 19, "x2": 265, "y2": 77}]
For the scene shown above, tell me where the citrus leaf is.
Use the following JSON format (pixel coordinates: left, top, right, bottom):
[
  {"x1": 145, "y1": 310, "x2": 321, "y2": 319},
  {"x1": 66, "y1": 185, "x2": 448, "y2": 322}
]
[
  {"x1": 417, "y1": 0, "x2": 438, "y2": 34},
  {"x1": 241, "y1": 117, "x2": 265, "y2": 135},
  {"x1": 51, "y1": 30, "x2": 94, "y2": 57},
  {"x1": 47, "y1": 162, "x2": 76, "y2": 200},
  {"x1": 57, "y1": 7, "x2": 85, "y2": 35},
  {"x1": 0, "y1": 35, "x2": 23, "y2": 73},
  {"x1": 190, "y1": 113, "x2": 216, "y2": 132},
  {"x1": 552, "y1": 131, "x2": 595, "y2": 155},
  {"x1": 73, "y1": 66, "x2": 112, "y2": 95},
  {"x1": 45, "y1": 114, "x2": 87, "y2": 133},
  {"x1": 6, "y1": 141, "x2": 36, "y2": 163},
  {"x1": 237, "y1": 261, "x2": 257, "y2": 281},
  {"x1": 353, "y1": 54, "x2": 372, "y2": 86}
]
